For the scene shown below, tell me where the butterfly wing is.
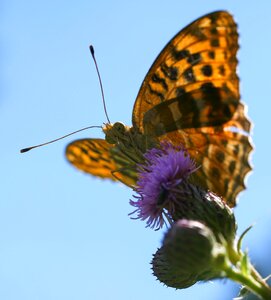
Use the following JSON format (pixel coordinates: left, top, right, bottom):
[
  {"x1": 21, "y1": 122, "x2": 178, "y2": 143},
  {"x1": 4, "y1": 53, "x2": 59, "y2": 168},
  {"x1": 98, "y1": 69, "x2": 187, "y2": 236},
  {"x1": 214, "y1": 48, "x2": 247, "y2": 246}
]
[
  {"x1": 66, "y1": 138, "x2": 137, "y2": 186},
  {"x1": 132, "y1": 10, "x2": 252, "y2": 206},
  {"x1": 133, "y1": 11, "x2": 239, "y2": 130},
  {"x1": 153, "y1": 103, "x2": 252, "y2": 207}
]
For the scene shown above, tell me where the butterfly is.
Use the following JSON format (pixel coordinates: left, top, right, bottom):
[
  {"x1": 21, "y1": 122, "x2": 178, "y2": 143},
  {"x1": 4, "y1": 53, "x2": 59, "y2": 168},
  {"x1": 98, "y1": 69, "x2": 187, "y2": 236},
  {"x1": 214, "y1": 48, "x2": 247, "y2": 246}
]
[{"x1": 66, "y1": 10, "x2": 252, "y2": 207}]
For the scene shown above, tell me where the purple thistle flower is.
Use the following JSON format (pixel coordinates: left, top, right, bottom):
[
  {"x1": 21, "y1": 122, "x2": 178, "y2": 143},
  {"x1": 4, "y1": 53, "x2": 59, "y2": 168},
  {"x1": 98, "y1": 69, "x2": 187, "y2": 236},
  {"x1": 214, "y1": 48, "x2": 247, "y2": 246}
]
[{"x1": 130, "y1": 142, "x2": 197, "y2": 230}]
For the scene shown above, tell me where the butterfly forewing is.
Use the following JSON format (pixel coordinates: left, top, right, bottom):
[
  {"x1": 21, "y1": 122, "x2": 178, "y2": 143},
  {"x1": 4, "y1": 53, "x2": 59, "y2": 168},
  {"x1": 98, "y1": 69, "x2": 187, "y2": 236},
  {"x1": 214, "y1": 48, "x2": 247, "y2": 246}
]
[{"x1": 132, "y1": 11, "x2": 239, "y2": 131}]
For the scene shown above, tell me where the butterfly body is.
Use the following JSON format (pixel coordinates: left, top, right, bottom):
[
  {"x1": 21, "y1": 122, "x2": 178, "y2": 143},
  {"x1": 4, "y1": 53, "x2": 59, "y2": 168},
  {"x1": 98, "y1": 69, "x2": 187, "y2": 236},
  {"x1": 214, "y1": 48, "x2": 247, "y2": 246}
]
[
  {"x1": 103, "y1": 122, "x2": 148, "y2": 157},
  {"x1": 66, "y1": 11, "x2": 252, "y2": 207}
]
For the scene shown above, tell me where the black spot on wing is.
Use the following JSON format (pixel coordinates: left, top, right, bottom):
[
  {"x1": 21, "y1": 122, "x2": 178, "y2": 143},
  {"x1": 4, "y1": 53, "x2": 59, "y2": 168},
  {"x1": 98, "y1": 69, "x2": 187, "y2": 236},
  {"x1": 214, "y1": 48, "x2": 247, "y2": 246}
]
[
  {"x1": 209, "y1": 14, "x2": 219, "y2": 24},
  {"x1": 183, "y1": 67, "x2": 196, "y2": 83},
  {"x1": 161, "y1": 64, "x2": 178, "y2": 81},
  {"x1": 201, "y1": 65, "x2": 213, "y2": 77},
  {"x1": 211, "y1": 38, "x2": 220, "y2": 47},
  {"x1": 151, "y1": 74, "x2": 168, "y2": 90},
  {"x1": 229, "y1": 161, "x2": 236, "y2": 173},
  {"x1": 187, "y1": 53, "x2": 201, "y2": 66},
  {"x1": 101, "y1": 164, "x2": 111, "y2": 170},
  {"x1": 218, "y1": 65, "x2": 226, "y2": 76},
  {"x1": 80, "y1": 147, "x2": 89, "y2": 155},
  {"x1": 172, "y1": 49, "x2": 190, "y2": 61},
  {"x1": 210, "y1": 27, "x2": 218, "y2": 35},
  {"x1": 208, "y1": 51, "x2": 215, "y2": 59},
  {"x1": 215, "y1": 151, "x2": 225, "y2": 163}
]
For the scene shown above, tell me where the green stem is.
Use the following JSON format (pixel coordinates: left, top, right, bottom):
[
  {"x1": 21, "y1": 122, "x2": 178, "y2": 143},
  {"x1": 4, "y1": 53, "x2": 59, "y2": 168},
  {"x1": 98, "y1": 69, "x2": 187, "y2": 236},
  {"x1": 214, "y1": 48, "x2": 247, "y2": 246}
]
[
  {"x1": 224, "y1": 244, "x2": 271, "y2": 299},
  {"x1": 225, "y1": 266, "x2": 271, "y2": 300}
]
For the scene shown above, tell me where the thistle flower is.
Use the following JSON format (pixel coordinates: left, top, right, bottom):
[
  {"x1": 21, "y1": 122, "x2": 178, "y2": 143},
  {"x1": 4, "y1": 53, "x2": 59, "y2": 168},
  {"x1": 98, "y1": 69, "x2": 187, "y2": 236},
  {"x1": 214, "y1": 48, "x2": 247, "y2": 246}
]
[
  {"x1": 130, "y1": 142, "x2": 197, "y2": 229},
  {"x1": 130, "y1": 142, "x2": 236, "y2": 242}
]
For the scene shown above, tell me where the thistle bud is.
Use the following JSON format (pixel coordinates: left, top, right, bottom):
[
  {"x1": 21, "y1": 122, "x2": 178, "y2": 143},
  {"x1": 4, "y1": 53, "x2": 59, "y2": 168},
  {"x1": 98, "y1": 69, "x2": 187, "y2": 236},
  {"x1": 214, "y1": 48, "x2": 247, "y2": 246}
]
[{"x1": 152, "y1": 220, "x2": 226, "y2": 289}]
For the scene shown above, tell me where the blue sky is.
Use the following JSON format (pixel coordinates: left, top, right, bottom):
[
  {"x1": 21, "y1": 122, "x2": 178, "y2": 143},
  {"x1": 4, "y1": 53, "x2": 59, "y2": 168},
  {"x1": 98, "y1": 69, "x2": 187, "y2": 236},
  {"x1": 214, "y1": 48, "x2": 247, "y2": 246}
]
[{"x1": 1, "y1": 1, "x2": 271, "y2": 299}]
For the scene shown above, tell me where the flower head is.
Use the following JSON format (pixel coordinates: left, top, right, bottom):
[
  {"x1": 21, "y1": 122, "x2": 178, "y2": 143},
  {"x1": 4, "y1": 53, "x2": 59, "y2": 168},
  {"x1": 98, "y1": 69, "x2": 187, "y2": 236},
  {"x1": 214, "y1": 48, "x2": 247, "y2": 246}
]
[{"x1": 130, "y1": 142, "x2": 197, "y2": 229}]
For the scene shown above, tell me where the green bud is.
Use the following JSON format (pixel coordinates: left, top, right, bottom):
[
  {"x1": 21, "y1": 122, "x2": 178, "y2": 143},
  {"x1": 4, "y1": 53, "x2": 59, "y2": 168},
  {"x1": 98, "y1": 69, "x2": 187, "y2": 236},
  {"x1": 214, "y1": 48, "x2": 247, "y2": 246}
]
[{"x1": 152, "y1": 220, "x2": 226, "y2": 289}]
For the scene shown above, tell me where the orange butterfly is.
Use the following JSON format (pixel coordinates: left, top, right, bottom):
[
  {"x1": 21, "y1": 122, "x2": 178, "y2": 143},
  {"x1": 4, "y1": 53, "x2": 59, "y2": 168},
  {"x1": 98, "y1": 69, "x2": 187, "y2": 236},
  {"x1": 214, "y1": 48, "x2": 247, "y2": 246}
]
[{"x1": 66, "y1": 11, "x2": 252, "y2": 207}]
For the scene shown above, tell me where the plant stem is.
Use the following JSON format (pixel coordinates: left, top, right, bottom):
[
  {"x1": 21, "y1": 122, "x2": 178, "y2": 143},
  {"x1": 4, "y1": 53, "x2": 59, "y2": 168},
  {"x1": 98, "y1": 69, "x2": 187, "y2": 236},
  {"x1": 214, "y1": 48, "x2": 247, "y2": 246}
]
[
  {"x1": 225, "y1": 267, "x2": 271, "y2": 300},
  {"x1": 224, "y1": 245, "x2": 271, "y2": 299}
]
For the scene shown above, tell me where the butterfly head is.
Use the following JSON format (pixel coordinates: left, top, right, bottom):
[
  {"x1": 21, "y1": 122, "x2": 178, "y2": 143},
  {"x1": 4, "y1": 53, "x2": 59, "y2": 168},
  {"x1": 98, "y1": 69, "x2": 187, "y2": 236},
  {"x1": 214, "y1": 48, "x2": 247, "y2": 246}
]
[{"x1": 103, "y1": 122, "x2": 129, "y2": 144}]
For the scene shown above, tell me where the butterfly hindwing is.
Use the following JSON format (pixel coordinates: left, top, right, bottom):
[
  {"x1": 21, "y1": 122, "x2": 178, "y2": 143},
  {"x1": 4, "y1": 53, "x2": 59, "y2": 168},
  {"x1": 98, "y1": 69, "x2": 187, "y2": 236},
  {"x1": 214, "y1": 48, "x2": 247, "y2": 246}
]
[{"x1": 157, "y1": 117, "x2": 252, "y2": 207}]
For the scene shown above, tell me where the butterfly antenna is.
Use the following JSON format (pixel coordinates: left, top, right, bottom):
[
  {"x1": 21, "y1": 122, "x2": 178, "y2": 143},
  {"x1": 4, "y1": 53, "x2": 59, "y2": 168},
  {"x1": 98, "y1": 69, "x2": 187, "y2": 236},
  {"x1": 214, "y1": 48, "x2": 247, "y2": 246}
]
[
  {"x1": 89, "y1": 45, "x2": 111, "y2": 124},
  {"x1": 20, "y1": 125, "x2": 102, "y2": 153}
]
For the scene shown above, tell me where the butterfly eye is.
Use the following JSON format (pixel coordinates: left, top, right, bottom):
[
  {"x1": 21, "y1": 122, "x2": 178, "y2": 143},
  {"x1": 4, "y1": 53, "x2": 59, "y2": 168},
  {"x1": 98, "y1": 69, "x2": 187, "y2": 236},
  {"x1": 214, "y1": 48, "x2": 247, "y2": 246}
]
[
  {"x1": 113, "y1": 122, "x2": 125, "y2": 133},
  {"x1": 105, "y1": 122, "x2": 126, "y2": 144}
]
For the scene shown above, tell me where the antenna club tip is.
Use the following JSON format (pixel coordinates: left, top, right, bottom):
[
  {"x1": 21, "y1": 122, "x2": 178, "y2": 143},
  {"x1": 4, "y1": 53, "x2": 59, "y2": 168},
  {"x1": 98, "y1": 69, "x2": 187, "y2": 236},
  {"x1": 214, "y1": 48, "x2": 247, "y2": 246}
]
[
  {"x1": 20, "y1": 147, "x2": 31, "y2": 153},
  {"x1": 89, "y1": 45, "x2": 95, "y2": 56}
]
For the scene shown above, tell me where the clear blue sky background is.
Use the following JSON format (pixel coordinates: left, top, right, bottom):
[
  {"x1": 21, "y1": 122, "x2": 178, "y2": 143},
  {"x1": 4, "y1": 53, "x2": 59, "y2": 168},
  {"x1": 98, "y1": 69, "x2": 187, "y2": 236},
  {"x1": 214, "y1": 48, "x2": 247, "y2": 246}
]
[{"x1": 1, "y1": 1, "x2": 271, "y2": 299}]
